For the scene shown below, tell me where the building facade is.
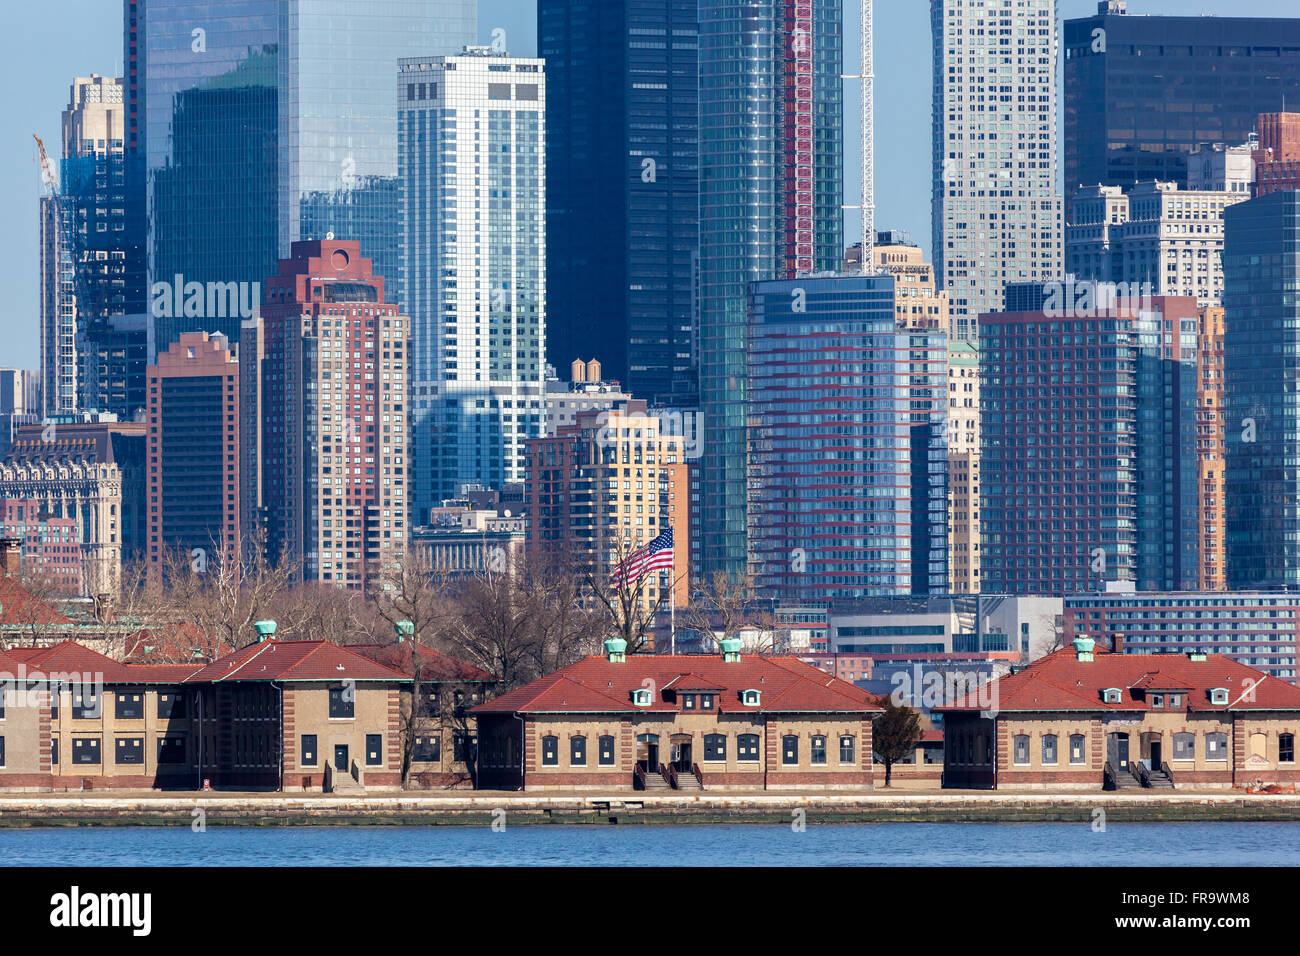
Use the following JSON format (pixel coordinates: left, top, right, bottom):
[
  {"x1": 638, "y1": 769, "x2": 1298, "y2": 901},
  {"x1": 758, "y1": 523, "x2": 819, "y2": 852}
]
[
  {"x1": 698, "y1": 0, "x2": 844, "y2": 579},
  {"x1": 399, "y1": 50, "x2": 547, "y2": 518},
  {"x1": 1196, "y1": 306, "x2": 1226, "y2": 591},
  {"x1": 540, "y1": 0, "x2": 698, "y2": 400},
  {"x1": 473, "y1": 640, "x2": 879, "y2": 791},
  {"x1": 1064, "y1": 4, "x2": 1300, "y2": 204},
  {"x1": 872, "y1": 233, "x2": 950, "y2": 335},
  {"x1": 931, "y1": 0, "x2": 1063, "y2": 342},
  {"x1": 1224, "y1": 190, "x2": 1300, "y2": 589},
  {"x1": 1253, "y1": 112, "x2": 1300, "y2": 197},
  {"x1": 260, "y1": 240, "x2": 409, "y2": 588},
  {"x1": 0, "y1": 500, "x2": 83, "y2": 595},
  {"x1": 146, "y1": 332, "x2": 240, "y2": 576},
  {"x1": 746, "y1": 275, "x2": 948, "y2": 601},
  {"x1": 947, "y1": 342, "x2": 979, "y2": 594}
]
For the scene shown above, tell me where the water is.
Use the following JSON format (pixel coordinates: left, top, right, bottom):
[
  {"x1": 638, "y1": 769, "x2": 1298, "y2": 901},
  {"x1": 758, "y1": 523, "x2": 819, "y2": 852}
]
[{"x1": 0, "y1": 822, "x2": 1296, "y2": 866}]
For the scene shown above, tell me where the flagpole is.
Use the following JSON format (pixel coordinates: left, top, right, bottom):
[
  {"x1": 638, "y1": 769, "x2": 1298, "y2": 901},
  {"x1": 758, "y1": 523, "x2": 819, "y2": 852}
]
[{"x1": 670, "y1": 575, "x2": 676, "y2": 655}]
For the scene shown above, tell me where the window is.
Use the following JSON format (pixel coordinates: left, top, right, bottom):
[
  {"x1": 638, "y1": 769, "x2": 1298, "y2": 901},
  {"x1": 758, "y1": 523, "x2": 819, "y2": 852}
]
[
  {"x1": 301, "y1": 734, "x2": 318, "y2": 766},
  {"x1": 1169, "y1": 694, "x2": 1182, "y2": 709},
  {"x1": 738, "y1": 733, "x2": 760, "y2": 762},
  {"x1": 681, "y1": 694, "x2": 695, "y2": 710},
  {"x1": 49, "y1": 687, "x2": 59, "y2": 720},
  {"x1": 157, "y1": 693, "x2": 185, "y2": 719},
  {"x1": 703, "y1": 733, "x2": 726, "y2": 761},
  {"x1": 328, "y1": 687, "x2": 355, "y2": 719},
  {"x1": 632, "y1": 688, "x2": 652, "y2": 707},
  {"x1": 542, "y1": 735, "x2": 558, "y2": 766},
  {"x1": 1070, "y1": 734, "x2": 1086, "y2": 765},
  {"x1": 454, "y1": 733, "x2": 475, "y2": 763},
  {"x1": 157, "y1": 737, "x2": 185, "y2": 764},
  {"x1": 1013, "y1": 735, "x2": 1030, "y2": 765},
  {"x1": 366, "y1": 734, "x2": 382, "y2": 766},
  {"x1": 1042, "y1": 734, "x2": 1058, "y2": 765},
  {"x1": 1173, "y1": 733, "x2": 1195, "y2": 760},
  {"x1": 840, "y1": 735, "x2": 856, "y2": 763},
  {"x1": 0, "y1": 736, "x2": 4, "y2": 766},
  {"x1": 413, "y1": 735, "x2": 440, "y2": 762},
  {"x1": 72, "y1": 738, "x2": 101, "y2": 765},
  {"x1": 570, "y1": 735, "x2": 587, "y2": 767},
  {"x1": 72, "y1": 689, "x2": 100, "y2": 720},
  {"x1": 1206, "y1": 732, "x2": 1228, "y2": 761},
  {"x1": 1282, "y1": 734, "x2": 1295, "y2": 764},
  {"x1": 598, "y1": 735, "x2": 615, "y2": 766},
  {"x1": 50, "y1": 736, "x2": 58, "y2": 765},
  {"x1": 115, "y1": 737, "x2": 144, "y2": 764},
  {"x1": 782, "y1": 735, "x2": 799, "y2": 765},
  {"x1": 810, "y1": 735, "x2": 827, "y2": 765},
  {"x1": 417, "y1": 689, "x2": 440, "y2": 717},
  {"x1": 1150, "y1": 694, "x2": 1163, "y2": 708},
  {"x1": 701, "y1": 694, "x2": 715, "y2": 710},
  {"x1": 116, "y1": 692, "x2": 143, "y2": 720},
  {"x1": 1209, "y1": 687, "x2": 1229, "y2": 706},
  {"x1": 741, "y1": 689, "x2": 761, "y2": 706},
  {"x1": 1102, "y1": 688, "x2": 1121, "y2": 704}
]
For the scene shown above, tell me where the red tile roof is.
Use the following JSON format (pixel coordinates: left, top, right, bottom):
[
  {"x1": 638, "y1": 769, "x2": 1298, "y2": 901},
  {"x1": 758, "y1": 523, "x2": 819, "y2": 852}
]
[
  {"x1": 347, "y1": 641, "x2": 496, "y2": 683},
  {"x1": 0, "y1": 577, "x2": 73, "y2": 628},
  {"x1": 472, "y1": 654, "x2": 883, "y2": 716},
  {"x1": 939, "y1": 645, "x2": 1300, "y2": 714},
  {"x1": 0, "y1": 640, "x2": 199, "y2": 683},
  {"x1": 182, "y1": 639, "x2": 410, "y2": 683}
]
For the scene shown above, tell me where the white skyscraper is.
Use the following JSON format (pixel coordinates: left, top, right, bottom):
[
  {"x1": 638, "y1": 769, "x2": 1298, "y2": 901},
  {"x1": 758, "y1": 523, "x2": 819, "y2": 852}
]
[
  {"x1": 931, "y1": 0, "x2": 1063, "y2": 339},
  {"x1": 399, "y1": 49, "x2": 547, "y2": 522}
]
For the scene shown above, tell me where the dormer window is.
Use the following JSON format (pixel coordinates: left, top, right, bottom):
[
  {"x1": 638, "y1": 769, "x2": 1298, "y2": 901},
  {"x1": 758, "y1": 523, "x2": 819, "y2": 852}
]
[
  {"x1": 682, "y1": 694, "x2": 696, "y2": 710},
  {"x1": 701, "y1": 694, "x2": 714, "y2": 710},
  {"x1": 632, "y1": 688, "x2": 652, "y2": 707},
  {"x1": 1209, "y1": 687, "x2": 1229, "y2": 706},
  {"x1": 741, "y1": 689, "x2": 761, "y2": 706},
  {"x1": 1103, "y1": 687, "x2": 1122, "y2": 704},
  {"x1": 1150, "y1": 693, "x2": 1163, "y2": 708}
]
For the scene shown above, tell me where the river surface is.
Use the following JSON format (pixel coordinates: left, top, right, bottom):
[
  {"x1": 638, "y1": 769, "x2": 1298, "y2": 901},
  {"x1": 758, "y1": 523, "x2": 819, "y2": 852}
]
[{"x1": 1, "y1": 822, "x2": 1296, "y2": 866}]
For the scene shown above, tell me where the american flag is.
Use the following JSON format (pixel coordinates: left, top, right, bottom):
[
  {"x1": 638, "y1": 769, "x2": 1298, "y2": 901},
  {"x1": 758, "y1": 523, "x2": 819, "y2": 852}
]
[{"x1": 610, "y1": 528, "x2": 675, "y2": 587}]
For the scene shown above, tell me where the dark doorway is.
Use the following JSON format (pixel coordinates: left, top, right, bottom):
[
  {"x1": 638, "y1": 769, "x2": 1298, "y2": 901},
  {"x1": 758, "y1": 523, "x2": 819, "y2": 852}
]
[
  {"x1": 1150, "y1": 740, "x2": 1162, "y2": 770},
  {"x1": 334, "y1": 744, "x2": 349, "y2": 772},
  {"x1": 671, "y1": 738, "x2": 692, "y2": 771},
  {"x1": 636, "y1": 733, "x2": 660, "y2": 773}
]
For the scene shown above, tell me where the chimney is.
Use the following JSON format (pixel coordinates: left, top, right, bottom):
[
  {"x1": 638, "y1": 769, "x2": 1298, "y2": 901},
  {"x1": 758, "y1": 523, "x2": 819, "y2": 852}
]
[
  {"x1": 253, "y1": 619, "x2": 277, "y2": 643},
  {"x1": 1073, "y1": 636, "x2": 1096, "y2": 662},
  {"x1": 604, "y1": 637, "x2": 627, "y2": 663},
  {"x1": 571, "y1": 359, "x2": 586, "y2": 383},
  {"x1": 0, "y1": 537, "x2": 21, "y2": 580},
  {"x1": 1111, "y1": 633, "x2": 1123, "y2": 655}
]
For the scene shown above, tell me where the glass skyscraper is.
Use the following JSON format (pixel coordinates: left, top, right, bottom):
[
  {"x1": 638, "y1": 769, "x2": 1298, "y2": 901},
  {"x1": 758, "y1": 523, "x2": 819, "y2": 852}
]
[
  {"x1": 1064, "y1": 6, "x2": 1300, "y2": 208},
  {"x1": 747, "y1": 275, "x2": 948, "y2": 602},
  {"x1": 1224, "y1": 190, "x2": 1300, "y2": 590},
  {"x1": 134, "y1": 0, "x2": 475, "y2": 359},
  {"x1": 540, "y1": 0, "x2": 698, "y2": 402},
  {"x1": 399, "y1": 51, "x2": 547, "y2": 521},
  {"x1": 698, "y1": 0, "x2": 843, "y2": 580}
]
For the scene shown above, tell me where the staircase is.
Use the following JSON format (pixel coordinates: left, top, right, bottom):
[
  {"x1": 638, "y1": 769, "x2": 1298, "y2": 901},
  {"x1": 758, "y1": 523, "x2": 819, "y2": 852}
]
[
  {"x1": 1145, "y1": 763, "x2": 1174, "y2": 789},
  {"x1": 1105, "y1": 761, "x2": 1141, "y2": 790},
  {"x1": 675, "y1": 771, "x2": 702, "y2": 791},
  {"x1": 641, "y1": 770, "x2": 670, "y2": 791},
  {"x1": 325, "y1": 760, "x2": 365, "y2": 795}
]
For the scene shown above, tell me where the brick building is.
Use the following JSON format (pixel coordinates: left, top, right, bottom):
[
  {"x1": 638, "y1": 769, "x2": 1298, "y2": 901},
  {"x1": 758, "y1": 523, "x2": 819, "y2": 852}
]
[
  {"x1": 0, "y1": 499, "x2": 83, "y2": 594},
  {"x1": 1252, "y1": 112, "x2": 1300, "y2": 197},
  {"x1": 472, "y1": 638, "x2": 881, "y2": 791},
  {"x1": 939, "y1": 636, "x2": 1300, "y2": 790}
]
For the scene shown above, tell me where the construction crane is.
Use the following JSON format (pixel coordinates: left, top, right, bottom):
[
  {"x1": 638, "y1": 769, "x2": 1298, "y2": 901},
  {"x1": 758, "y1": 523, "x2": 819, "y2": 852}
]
[{"x1": 842, "y1": 0, "x2": 875, "y2": 274}]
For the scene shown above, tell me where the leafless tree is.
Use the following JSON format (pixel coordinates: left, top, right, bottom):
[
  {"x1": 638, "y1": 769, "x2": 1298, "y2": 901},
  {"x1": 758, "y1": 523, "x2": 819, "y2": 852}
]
[{"x1": 680, "y1": 571, "x2": 778, "y2": 653}]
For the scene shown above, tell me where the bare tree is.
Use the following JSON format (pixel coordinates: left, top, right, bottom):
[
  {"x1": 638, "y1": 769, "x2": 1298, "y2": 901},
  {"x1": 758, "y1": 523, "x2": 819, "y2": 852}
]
[
  {"x1": 581, "y1": 535, "x2": 675, "y2": 655},
  {"x1": 680, "y1": 571, "x2": 777, "y2": 654}
]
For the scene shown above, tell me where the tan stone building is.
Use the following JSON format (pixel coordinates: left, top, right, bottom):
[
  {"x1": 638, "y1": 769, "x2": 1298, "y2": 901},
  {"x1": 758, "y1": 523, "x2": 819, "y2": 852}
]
[
  {"x1": 947, "y1": 342, "x2": 979, "y2": 593},
  {"x1": 473, "y1": 638, "x2": 880, "y2": 791},
  {"x1": 871, "y1": 235, "x2": 951, "y2": 335},
  {"x1": 940, "y1": 635, "x2": 1300, "y2": 790},
  {"x1": 1196, "y1": 306, "x2": 1226, "y2": 590}
]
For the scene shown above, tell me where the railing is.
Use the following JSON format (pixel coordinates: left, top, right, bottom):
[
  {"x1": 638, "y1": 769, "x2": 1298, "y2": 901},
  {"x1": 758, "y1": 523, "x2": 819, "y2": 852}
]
[
  {"x1": 663, "y1": 762, "x2": 679, "y2": 789},
  {"x1": 1134, "y1": 761, "x2": 1151, "y2": 787},
  {"x1": 633, "y1": 764, "x2": 646, "y2": 791},
  {"x1": 1161, "y1": 761, "x2": 1175, "y2": 787},
  {"x1": 692, "y1": 762, "x2": 705, "y2": 790}
]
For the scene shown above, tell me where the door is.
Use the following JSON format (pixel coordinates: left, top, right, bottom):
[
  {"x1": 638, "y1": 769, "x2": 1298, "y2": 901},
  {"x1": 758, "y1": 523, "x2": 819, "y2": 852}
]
[
  {"x1": 1150, "y1": 740, "x2": 1162, "y2": 770},
  {"x1": 637, "y1": 733, "x2": 660, "y2": 773},
  {"x1": 672, "y1": 740, "x2": 692, "y2": 771},
  {"x1": 334, "y1": 744, "x2": 349, "y2": 772},
  {"x1": 1107, "y1": 732, "x2": 1129, "y2": 770}
]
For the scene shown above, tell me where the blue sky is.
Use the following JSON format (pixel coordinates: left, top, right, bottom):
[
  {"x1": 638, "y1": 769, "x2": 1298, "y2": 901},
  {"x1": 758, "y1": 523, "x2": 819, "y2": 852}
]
[{"x1": 2, "y1": 0, "x2": 1296, "y2": 370}]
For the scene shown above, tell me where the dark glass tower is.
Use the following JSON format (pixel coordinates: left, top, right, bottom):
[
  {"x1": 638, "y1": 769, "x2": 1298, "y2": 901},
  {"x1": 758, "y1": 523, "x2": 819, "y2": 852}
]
[
  {"x1": 539, "y1": 0, "x2": 698, "y2": 401},
  {"x1": 1064, "y1": 5, "x2": 1300, "y2": 207},
  {"x1": 1224, "y1": 190, "x2": 1300, "y2": 590},
  {"x1": 134, "y1": 0, "x2": 475, "y2": 359},
  {"x1": 698, "y1": 0, "x2": 843, "y2": 579}
]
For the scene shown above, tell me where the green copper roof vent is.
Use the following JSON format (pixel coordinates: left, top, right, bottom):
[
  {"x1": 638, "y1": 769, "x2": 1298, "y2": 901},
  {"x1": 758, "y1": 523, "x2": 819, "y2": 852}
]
[
  {"x1": 720, "y1": 637, "x2": 742, "y2": 663},
  {"x1": 1073, "y1": 636, "x2": 1095, "y2": 662},
  {"x1": 253, "y1": 620, "x2": 277, "y2": 642},
  {"x1": 604, "y1": 638, "x2": 627, "y2": 663},
  {"x1": 395, "y1": 620, "x2": 414, "y2": 642}
]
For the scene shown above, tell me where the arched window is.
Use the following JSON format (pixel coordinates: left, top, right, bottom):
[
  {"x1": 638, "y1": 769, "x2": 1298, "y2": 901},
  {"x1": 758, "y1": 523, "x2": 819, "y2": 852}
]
[
  {"x1": 541, "y1": 735, "x2": 558, "y2": 766},
  {"x1": 782, "y1": 735, "x2": 799, "y2": 766},
  {"x1": 737, "y1": 733, "x2": 760, "y2": 763},
  {"x1": 1206, "y1": 732, "x2": 1228, "y2": 761},
  {"x1": 1173, "y1": 733, "x2": 1195, "y2": 760},
  {"x1": 598, "y1": 735, "x2": 615, "y2": 766},
  {"x1": 1281, "y1": 734, "x2": 1295, "y2": 764},
  {"x1": 1069, "y1": 734, "x2": 1086, "y2": 765},
  {"x1": 1042, "y1": 734, "x2": 1058, "y2": 765},
  {"x1": 570, "y1": 735, "x2": 587, "y2": 766},
  {"x1": 1013, "y1": 734, "x2": 1030, "y2": 765},
  {"x1": 703, "y1": 734, "x2": 726, "y2": 761}
]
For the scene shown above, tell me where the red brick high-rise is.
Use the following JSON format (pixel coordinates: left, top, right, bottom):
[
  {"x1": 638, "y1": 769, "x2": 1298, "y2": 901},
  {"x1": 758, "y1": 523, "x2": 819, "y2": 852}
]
[
  {"x1": 1253, "y1": 112, "x2": 1300, "y2": 197},
  {"x1": 260, "y1": 240, "x2": 408, "y2": 589}
]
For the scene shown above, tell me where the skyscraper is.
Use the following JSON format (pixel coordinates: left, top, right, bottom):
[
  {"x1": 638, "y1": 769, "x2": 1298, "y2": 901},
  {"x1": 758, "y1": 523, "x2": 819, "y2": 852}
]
[
  {"x1": 133, "y1": 0, "x2": 475, "y2": 359},
  {"x1": 146, "y1": 332, "x2": 241, "y2": 576},
  {"x1": 540, "y1": 0, "x2": 698, "y2": 401},
  {"x1": 698, "y1": 0, "x2": 843, "y2": 579},
  {"x1": 259, "y1": 240, "x2": 409, "y2": 588},
  {"x1": 1224, "y1": 190, "x2": 1300, "y2": 590},
  {"x1": 399, "y1": 50, "x2": 547, "y2": 522},
  {"x1": 746, "y1": 275, "x2": 947, "y2": 602},
  {"x1": 1064, "y1": 4, "x2": 1300, "y2": 205},
  {"x1": 931, "y1": 0, "x2": 1062, "y2": 342}
]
